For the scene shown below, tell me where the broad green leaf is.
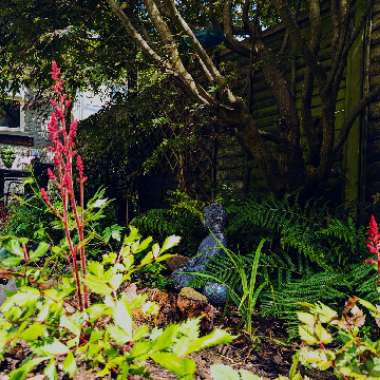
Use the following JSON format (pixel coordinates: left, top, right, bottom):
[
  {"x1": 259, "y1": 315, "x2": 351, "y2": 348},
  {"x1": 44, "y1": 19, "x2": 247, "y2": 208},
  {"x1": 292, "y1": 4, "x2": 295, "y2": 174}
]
[
  {"x1": 151, "y1": 243, "x2": 160, "y2": 259},
  {"x1": 29, "y1": 242, "x2": 50, "y2": 262},
  {"x1": 20, "y1": 323, "x2": 46, "y2": 341},
  {"x1": 60, "y1": 314, "x2": 82, "y2": 337},
  {"x1": 110, "y1": 273, "x2": 123, "y2": 291},
  {"x1": 151, "y1": 352, "x2": 196, "y2": 379},
  {"x1": 129, "y1": 340, "x2": 151, "y2": 360},
  {"x1": 124, "y1": 226, "x2": 141, "y2": 245},
  {"x1": 172, "y1": 319, "x2": 201, "y2": 356},
  {"x1": 359, "y1": 298, "x2": 379, "y2": 313},
  {"x1": 132, "y1": 236, "x2": 153, "y2": 253},
  {"x1": 9, "y1": 357, "x2": 46, "y2": 380},
  {"x1": 239, "y1": 369, "x2": 262, "y2": 379},
  {"x1": 298, "y1": 325, "x2": 318, "y2": 345},
  {"x1": 298, "y1": 347, "x2": 335, "y2": 371},
  {"x1": 160, "y1": 235, "x2": 181, "y2": 253},
  {"x1": 210, "y1": 364, "x2": 240, "y2": 380},
  {"x1": 38, "y1": 339, "x2": 69, "y2": 356},
  {"x1": 296, "y1": 312, "x2": 315, "y2": 327},
  {"x1": 91, "y1": 198, "x2": 108, "y2": 209},
  {"x1": 113, "y1": 300, "x2": 133, "y2": 339},
  {"x1": 315, "y1": 322, "x2": 332, "y2": 344},
  {"x1": 107, "y1": 324, "x2": 132, "y2": 345},
  {"x1": 314, "y1": 303, "x2": 338, "y2": 323},
  {"x1": 44, "y1": 359, "x2": 58, "y2": 380},
  {"x1": 63, "y1": 352, "x2": 77, "y2": 377},
  {"x1": 2, "y1": 287, "x2": 40, "y2": 312},
  {"x1": 151, "y1": 324, "x2": 178, "y2": 351},
  {"x1": 84, "y1": 274, "x2": 112, "y2": 296},
  {"x1": 86, "y1": 303, "x2": 110, "y2": 321},
  {"x1": 2, "y1": 256, "x2": 22, "y2": 267},
  {"x1": 187, "y1": 329, "x2": 234, "y2": 354},
  {"x1": 88, "y1": 261, "x2": 105, "y2": 277},
  {"x1": 4, "y1": 239, "x2": 24, "y2": 257}
]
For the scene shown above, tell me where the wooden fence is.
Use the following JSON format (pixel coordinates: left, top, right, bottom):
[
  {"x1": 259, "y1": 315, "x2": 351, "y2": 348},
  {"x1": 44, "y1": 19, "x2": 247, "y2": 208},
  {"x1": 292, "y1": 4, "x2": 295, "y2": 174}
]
[{"x1": 215, "y1": 1, "x2": 376, "y2": 212}]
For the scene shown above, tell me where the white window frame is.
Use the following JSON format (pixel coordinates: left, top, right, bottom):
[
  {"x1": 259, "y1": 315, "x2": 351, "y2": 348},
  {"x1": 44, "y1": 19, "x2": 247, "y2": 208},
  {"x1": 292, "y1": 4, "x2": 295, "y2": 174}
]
[{"x1": 0, "y1": 96, "x2": 25, "y2": 132}]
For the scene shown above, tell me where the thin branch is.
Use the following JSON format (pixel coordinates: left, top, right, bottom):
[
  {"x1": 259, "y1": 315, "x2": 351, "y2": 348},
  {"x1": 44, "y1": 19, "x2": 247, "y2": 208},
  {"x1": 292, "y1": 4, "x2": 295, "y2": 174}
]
[
  {"x1": 167, "y1": 0, "x2": 240, "y2": 105},
  {"x1": 143, "y1": 0, "x2": 214, "y2": 105},
  {"x1": 242, "y1": 0, "x2": 252, "y2": 34},
  {"x1": 325, "y1": 0, "x2": 354, "y2": 92},
  {"x1": 223, "y1": 0, "x2": 251, "y2": 57},
  {"x1": 166, "y1": 0, "x2": 223, "y2": 85},
  {"x1": 106, "y1": 0, "x2": 173, "y2": 74},
  {"x1": 330, "y1": 0, "x2": 340, "y2": 53},
  {"x1": 271, "y1": 0, "x2": 327, "y2": 86}
]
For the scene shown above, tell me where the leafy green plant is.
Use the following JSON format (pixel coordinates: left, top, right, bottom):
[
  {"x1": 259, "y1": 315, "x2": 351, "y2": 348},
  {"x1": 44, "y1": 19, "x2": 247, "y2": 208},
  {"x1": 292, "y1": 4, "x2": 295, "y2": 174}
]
[
  {"x1": 210, "y1": 364, "x2": 262, "y2": 380},
  {"x1": 0, "y1": 227, "x2": 233, "y2": 379},
  {"x1": 226, "y1": 195, "x2": 366, "y2": 269},
  {"x1": 293, "y1": 298, "x2": 380, "y2": 379},
  {"x1": 132, "y1": 191, "x2": 205, "y2": 255},
  {"x1": 0, "y1": 145, "x2": 16, "y2": 168},
  {"x1": 195, "y1": 239, "x2": 268, "y2": 338},
  {"x1": 0, "y1": 63, "x2": 234, "y2": 379},
  {"x1": 260, "y1": 263, "x2": 378, "y2": 339},
  {"x1": 210, "y1": 363, "x2": 305, "y2": 380}
]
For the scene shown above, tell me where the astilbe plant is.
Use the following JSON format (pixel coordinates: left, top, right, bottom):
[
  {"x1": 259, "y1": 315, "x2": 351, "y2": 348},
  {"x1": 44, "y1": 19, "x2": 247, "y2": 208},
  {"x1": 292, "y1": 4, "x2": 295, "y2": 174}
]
[
  {"x1": 366, "y1": 214, "x2": 380, "y2": 285},
  {"x1": 40, "y1": 61, "x2": 88, "y2": 310}
]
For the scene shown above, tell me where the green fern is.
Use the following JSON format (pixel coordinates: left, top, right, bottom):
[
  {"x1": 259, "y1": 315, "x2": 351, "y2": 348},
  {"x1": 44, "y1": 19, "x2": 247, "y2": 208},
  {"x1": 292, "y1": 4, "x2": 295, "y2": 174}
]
[
  {"x1": 260, "y1": 263, "x2": 378, "y2": 339},
  {"x1": 226, "y1": 195, "x2": 365, "y2": 269}
]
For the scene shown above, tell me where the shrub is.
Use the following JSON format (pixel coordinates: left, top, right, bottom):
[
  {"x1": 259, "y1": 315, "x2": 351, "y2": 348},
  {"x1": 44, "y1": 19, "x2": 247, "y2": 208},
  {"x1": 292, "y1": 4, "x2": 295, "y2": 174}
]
[
  {"x1": 0, "y1": 227, "x2": 233, "y2": 379},
  {"x1": 292, "y1": 298, "x2": 380, "y2": 379},
  {"x1": 0, "y1": 62, "x2": 235, "y2": 378},
  {"x1": 132, "y1": 191, "x2": 205, "y2": 255}
]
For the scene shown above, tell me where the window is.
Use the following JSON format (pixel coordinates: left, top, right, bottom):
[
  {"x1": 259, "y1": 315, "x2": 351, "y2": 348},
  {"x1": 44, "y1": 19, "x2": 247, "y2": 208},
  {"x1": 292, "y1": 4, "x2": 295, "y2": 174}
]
[{"x1": 0, "y1": 99, "x2": 21, "y2": 129}]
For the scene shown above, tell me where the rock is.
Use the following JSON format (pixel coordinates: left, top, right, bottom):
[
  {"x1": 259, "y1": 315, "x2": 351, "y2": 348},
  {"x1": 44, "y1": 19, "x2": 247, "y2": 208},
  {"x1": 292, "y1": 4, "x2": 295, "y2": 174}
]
[
  {"x1": 166, "y1": 254, "x2": 189, "y2": 271},
  {"x1": 179, "y1": 287, "x2": 208, "y2": 303},
  {"x1": 177, "y1": 287, "x2": 218, "y2": 330},
  {"x1": 146, "y1": 288, "x2": 176, "y2": 326}
]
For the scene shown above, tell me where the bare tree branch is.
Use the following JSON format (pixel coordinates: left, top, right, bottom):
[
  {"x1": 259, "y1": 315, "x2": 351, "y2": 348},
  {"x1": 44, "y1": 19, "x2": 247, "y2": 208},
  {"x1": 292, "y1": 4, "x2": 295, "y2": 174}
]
[
  {"x1": 325, "y1": 1, "x2": 354, "y2": 93},
  {"x1": 143, "y1": 0, "x2": 214, "y2": 105},
  {"x1": 166, "y1": 0, "x2": 242, "y2": 105},
  {"x1": 242, "y1": 0, "x2": 252, "y2": 34},
  {"x1": 106, "y1": 0, "x2": 173, "y2": 74},
  {"x1": 166, "y1": 1, "x2": 221, "y2": 85},
  {"x1": 271, "y1": 0, "x2": 327, "y2": 87},
  {"x1": 223, "y1": 0, "x2": 251, "y2": 57}
]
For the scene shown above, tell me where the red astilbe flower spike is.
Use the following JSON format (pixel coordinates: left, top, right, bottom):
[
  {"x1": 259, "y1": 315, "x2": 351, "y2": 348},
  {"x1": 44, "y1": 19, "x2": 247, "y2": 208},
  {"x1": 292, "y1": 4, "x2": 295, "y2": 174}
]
[
  {"x1": 76, "y1": 155, "x2": 84, "y2": 179},
  {"x1": 40, "y1": 188, "x2": 51, "y2": 206},
  {"x1": 38, "y1": 61, "x2": 89, "y2": 310},
  {"x1": 367, "y1": 215, "x2": 379, "y2": 254},
  {"x1": 51, "y1": 60, "x2": 60, "y2": 81},
  {"x1": 366, "y1": 214, "x2": 380, "y2": 284},
  {"x1": 47, "y1": 168, "x2": 56, "y2": 182}
]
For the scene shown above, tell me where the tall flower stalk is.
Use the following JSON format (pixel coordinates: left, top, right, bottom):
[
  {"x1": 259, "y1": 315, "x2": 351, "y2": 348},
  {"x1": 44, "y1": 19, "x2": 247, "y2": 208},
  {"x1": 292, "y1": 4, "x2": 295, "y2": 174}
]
[
  {"x1": 367, "y1": 214, "x2": 380, "y2": 286},
  {"x1": 40, "y1": 61, "x2": 89, "y2": 310}
]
